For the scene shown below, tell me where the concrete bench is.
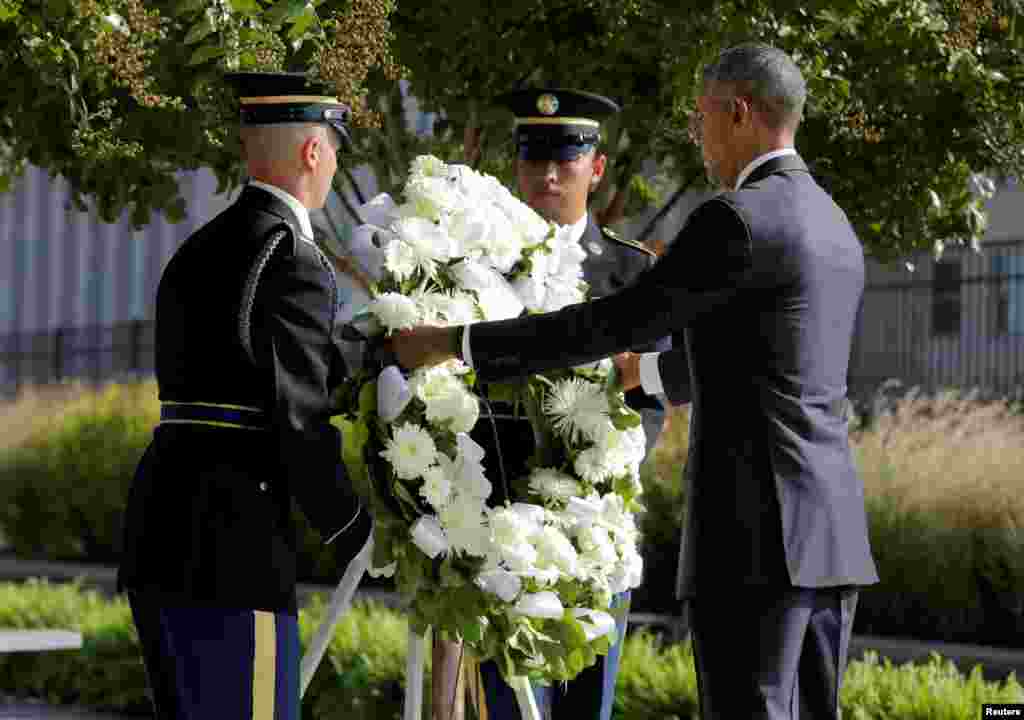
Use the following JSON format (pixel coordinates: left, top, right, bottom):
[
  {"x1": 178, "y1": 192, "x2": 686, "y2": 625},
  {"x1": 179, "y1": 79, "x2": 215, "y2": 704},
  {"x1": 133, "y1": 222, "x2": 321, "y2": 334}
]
[{"x1": 0, "y1": 630, "x2": 83, "y2": 653}]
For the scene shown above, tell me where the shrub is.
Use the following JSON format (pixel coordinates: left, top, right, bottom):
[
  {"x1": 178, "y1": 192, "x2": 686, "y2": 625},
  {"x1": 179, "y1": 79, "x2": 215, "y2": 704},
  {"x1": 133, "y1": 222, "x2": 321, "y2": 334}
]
[{"x1": 1, "y1": 581, "x2": 1020, "y2": 720}]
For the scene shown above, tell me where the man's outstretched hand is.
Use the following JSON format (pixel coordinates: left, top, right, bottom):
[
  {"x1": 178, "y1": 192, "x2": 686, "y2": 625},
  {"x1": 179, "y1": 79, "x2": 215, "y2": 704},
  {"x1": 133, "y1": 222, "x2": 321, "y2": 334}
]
[{"x1": 391, "y1": 325, "x2": 460, "y2": 370}]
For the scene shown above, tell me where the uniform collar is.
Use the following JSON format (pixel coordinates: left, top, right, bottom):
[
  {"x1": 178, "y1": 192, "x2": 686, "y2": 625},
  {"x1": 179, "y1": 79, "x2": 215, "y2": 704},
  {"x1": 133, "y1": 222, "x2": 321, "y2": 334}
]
[
  {"x1": 735, "y1": 148, "x2": 799, "y2": 190},
  {"x1": 562, "y1": 212, "x2": 589, "y2": 246},
  {"x1": 246, "y1": 180, "x2": 315, "y2": 240}
]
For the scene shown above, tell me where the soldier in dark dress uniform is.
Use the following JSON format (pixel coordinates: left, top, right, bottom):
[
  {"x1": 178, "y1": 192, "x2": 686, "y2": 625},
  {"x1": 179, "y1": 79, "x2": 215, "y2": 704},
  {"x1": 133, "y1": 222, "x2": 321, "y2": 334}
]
[
  {"x1": 117, "y1": 72, "x2": 373, "y2": 720},
  {"x1": 473, "y1": 88, "x2": 670, "y2": 720}
]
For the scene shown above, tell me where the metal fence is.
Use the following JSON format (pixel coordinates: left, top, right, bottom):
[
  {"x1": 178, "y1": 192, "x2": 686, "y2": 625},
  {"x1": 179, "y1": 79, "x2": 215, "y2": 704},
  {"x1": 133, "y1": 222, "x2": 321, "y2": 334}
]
[
  {"x1": 2, "y1": 238, "x2": 1024, "y2": 399},
  {"x1": 849, "y1": 238, "x2": 1024, "y2": 398},
  {"x1": 0, "y1": 320, "x2": 154, "y2": 396}
]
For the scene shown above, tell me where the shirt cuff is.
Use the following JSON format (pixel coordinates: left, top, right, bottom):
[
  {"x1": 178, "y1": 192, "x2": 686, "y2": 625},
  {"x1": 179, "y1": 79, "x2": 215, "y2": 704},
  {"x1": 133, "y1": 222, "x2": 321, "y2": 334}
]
[
  {"x1": 462, "y1": 325, "x2": 475, "y2": 368},
  {"x1": 639, "y1": 352, "x2": 665, "y2": 397}
]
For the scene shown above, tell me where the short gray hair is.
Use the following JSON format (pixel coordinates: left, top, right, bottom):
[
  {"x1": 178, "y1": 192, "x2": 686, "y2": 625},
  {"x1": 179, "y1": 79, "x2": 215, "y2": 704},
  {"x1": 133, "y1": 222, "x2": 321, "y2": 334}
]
[{"x1": 702, "y1": 42, "x2": 806, "y2": 131}]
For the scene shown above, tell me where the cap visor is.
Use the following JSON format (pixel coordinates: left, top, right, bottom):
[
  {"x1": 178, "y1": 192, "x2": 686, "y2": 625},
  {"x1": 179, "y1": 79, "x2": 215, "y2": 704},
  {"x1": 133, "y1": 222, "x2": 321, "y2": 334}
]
[{"x1": 518, "y1": 144, "x2": 592, "y2": 162}]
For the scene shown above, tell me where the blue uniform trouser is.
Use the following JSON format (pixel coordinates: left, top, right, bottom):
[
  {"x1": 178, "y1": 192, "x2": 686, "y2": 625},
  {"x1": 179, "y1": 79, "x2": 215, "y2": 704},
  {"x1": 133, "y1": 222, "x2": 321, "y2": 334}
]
[
  {"x1": 689, "y1": 587, "x2": 858, "y2": 720},
  {"x1": 478, "y1": 591, "x2": 630, "y2": 720},
  {"x1": 128, "y1": 594, "x2": 300, "y2": 720}
]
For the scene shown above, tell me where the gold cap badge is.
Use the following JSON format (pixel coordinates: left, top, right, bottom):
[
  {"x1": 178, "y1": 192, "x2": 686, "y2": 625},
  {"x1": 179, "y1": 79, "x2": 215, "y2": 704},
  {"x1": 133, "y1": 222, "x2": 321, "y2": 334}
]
[{"x1": 537, "y1": 93, "x2": 559, "y2": 116}]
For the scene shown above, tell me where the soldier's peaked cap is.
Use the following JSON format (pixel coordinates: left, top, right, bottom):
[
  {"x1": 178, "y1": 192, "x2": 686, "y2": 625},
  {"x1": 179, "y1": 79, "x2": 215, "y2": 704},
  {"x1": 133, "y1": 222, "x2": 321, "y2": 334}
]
[
  {"x1": 225, "y1": 71, "x2": 351, "y2": 148},
  {"x1": 494, "y1": 88, "x2": 620, "y2": 161}
]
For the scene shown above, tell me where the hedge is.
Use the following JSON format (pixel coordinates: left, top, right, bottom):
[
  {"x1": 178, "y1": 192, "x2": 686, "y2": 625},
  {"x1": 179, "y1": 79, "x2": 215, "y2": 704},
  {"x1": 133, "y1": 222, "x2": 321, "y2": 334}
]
[
  {"x1": 1, "y1": 381, "x2": 1023, "y2": 647},
  {"x1": 0, "y1": 581, "x2": 1020, "y2": 719}
]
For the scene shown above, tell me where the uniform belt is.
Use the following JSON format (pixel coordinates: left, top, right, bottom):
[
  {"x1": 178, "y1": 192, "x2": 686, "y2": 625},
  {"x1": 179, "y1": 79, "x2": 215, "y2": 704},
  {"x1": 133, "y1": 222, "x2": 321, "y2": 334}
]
[{"x1": 159, "y1": 402, "x2": 269, "y2": 430}]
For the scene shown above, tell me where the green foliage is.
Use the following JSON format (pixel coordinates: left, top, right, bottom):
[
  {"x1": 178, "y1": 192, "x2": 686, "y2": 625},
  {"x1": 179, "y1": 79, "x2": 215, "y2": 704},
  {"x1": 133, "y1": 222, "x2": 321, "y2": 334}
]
[
  {"x1": 0, "y1": 0, "x2": 397, "y2": 226},
  {"x1": 1, "y1": 581, "x2": 1020, "y2": 719},
  {"x1": 0, "y1": 382, "x2": 156, "y2": 561}
]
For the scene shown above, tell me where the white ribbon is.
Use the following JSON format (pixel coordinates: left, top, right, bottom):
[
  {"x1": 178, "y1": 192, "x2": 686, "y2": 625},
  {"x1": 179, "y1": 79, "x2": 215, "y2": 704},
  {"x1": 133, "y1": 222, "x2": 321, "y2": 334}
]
[
  {"x1": 510, "y1": 674, "x2": 542, "y2": 720},
  {"x1": 410, "y1": 515, "x2": 448, "y2": 559},
  {"x1": 402, "y1": 628, "x2": 427, "y2": 720},
  {"x1": 378, "y1": 365, "x2": 413, "y2": 422},
  {"x1": 571, "y1": 608, "x2": 618, "y2": 642},
  {"x1": 299, "y1": 535, "x2": 373, "y2": 697}
]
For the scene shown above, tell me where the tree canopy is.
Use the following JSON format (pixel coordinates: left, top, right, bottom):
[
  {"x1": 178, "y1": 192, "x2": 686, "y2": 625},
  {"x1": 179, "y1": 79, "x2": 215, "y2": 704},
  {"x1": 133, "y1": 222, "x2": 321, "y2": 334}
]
[{"x1": 1, "y1": 0, "x2": 1022, "y2": 261}]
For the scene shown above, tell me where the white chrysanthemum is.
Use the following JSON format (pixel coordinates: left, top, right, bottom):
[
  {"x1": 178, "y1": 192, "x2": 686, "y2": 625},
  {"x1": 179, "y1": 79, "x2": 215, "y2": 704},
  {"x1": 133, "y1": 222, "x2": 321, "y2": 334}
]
[
  {"x1": 370, "y1": 292, "x2": 420, "y2": 331},
  {"x1": 439, "y1": 498, "x2": 490, "y2": 557},
  {"x1": 419, "y1": 464, "x2": 452, "y2": 511},
  {"x1": 595, "y1": 424, "x2": 646, "y2": 479},
  {"x1": 393, "y1": 216, "x2": 454, "y2": 277},
  {"x1": 485, "y1": 228, "x2": 527, "y2": 274},
  {"x1": 380, "y1": 422, "x2": 437, "y2": 480},
  {"x1": 528, "y1": 468, "x2": 582, "y2": 502},
  {"x1": 574, "y1": 446, "x2": 613, "y2": 484},
  {"x1": 383, "y1": 234, "x2": 419, "y2": 281},
  {"x1": 600, "y1": 493, "x2": 639, "y2": 542},
  {"x1": 577, "y1": 524, "x2": 619, "y2": 575},
  {"x1": 403, "y1": 176, "x2": 459, "y2": 221},
  {"x1": 489, "y1": 508, "x2": 539, "y2": 573},
  {"x1": 532, "y1": 524, "x2": 580, "y2": 578},
  {"x1": 410, "y1": 365, "x2": 461, "y2": 410},
  {"x1": 409, "y1": 155, "x2": 448, "y2": 180},
  {"x1": 544, "y1": 378, "x2": 609, "y2": 444}
]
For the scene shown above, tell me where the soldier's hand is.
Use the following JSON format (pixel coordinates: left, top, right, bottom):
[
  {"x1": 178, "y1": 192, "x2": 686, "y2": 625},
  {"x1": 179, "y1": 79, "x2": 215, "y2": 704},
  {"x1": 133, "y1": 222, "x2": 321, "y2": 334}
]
[
  {"x1": 613, "y1": 351, "x2": 642, "y2": 392},
  {"x1": 392, "y1": 325, "x2": 459, "y2": 370}
]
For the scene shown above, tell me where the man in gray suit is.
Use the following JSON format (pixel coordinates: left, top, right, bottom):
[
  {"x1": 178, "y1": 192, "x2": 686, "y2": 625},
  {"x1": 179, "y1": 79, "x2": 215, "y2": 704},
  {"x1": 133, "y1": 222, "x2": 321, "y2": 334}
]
[{"x1": 391, "y1": 42, "x2": 879, "y2": 719}]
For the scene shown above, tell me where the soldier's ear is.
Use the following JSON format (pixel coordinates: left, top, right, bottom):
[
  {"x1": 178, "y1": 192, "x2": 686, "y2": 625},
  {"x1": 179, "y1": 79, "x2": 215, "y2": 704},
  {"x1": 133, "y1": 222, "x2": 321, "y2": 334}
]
[{"x1": 591, "y1": 152, "x2": 607, "y2": 187}]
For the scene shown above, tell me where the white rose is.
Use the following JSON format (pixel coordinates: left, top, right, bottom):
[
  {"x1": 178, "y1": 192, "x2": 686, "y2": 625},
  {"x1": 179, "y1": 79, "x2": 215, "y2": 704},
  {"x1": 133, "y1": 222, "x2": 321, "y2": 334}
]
[
  {"x1": 380, "y1": 422, "x2": 437, "y2": 480},
  {"x1": 532, "y1": 524, "x2": 580, "y2": 578},
  {"x1": 439, "y1": 497, "x2": 490, "y2": 557},
  {"x1": 476, "y1": 567, "x2": 522, "y2": 603}
]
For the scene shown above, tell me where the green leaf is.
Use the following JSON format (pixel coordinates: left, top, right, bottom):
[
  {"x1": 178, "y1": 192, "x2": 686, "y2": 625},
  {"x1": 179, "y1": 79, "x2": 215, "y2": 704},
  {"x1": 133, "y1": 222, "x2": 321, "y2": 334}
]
[
  {"x1": 265, "y1": 0, "x2": 308, "y2": 26},
  {"x1": 174, "y1": 0, "x2": 206, "y2": 16},
  {"x1": 229, "y1": 0, "x2": 262, "y2": 14},
  {"x1": 287, "y1": 7, "x2": 317, "y2": 39},
  {"x1": 188, "y1": 44, "x2": 226, "y2": 66},
  {"x1": 184, "y1": 18, "x2": 215, "y2": 44}
]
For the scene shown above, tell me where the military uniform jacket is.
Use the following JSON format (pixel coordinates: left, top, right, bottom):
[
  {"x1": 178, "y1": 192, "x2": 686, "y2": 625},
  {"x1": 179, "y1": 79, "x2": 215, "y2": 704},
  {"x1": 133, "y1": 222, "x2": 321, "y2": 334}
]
[
  {"x1": 466, "y1": 155, "x2": 880, "y2": 597},
  {"x1": 117, "y1": 185, "x2": 366, "y2": 614}
]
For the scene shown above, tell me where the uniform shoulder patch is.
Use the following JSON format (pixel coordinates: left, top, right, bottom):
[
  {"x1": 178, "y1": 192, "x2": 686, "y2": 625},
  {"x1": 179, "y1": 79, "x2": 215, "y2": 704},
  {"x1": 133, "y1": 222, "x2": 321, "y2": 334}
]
[{"x1": 600, "y1": 225, "x2": 656, "y2": 258}]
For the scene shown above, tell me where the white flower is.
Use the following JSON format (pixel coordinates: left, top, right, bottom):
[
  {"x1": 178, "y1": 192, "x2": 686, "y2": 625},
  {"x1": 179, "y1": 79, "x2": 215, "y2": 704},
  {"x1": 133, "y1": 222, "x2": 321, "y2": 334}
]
[
  {"x1": 511, "y1": 274, "x2": 548, "y2": 312},
  {"x1": 383, "y1": 234, "x2": 419, "y2": 281},
  {"x1": 577, "y1": 524, "x2": 619, "y2": 577},
  {"x1": 574, "y1": 447, "x2": 613, "y2": 484},
  {"x1": 542, "y1": 278, "x2": 587, "y2": 312},
  {"x1": 380, "y1": 422, "x2": 437, "y2": 480},
  {"x1": 410, "y1": 155, "x2": 449, "y2": 180},
  {"x1": 595, "y1": 424, "x2": 646, "y2": 479},
  {"x1": 104, "y1": 13, "x2": 130, "y2": 34},
  {"x1": 476, "y1": 567, "x2": 522, "y2": 602},
  {"x1": 528, "y1": 468, "x2": 582, "y2": 502},
  {"x1": 393, "y1": 216, "x2": 454, "y2": 277},
  {"x1": 513, "y1": 591, "x2": 564, "y2": 619},
  {"x1": 370, "y1": 292, "x2": 419, "y2": 331},
  {"x1": 485, "y1": 228, "x2": 527, "y2": 274},
  {"x1": 532, "y1": 524, "x2": 580, "y2": 578},
  {"x1": 411, "y1": 515, "x2": 448, "y2": 559},
  {"x1": 403, "y1": 176, "x2": 459, "y2": 221},
  {"x1": 544, "y1": 378, "x2": 609, "y2": 444},
  {"x1": 420, "y1": 463, "x2": 452, "y2": 510},
  {"x1": 408, "y1": 366, "x2": 480, "y2": 434},
  {"x1": 600, "y1": 494, "x2": 639, "y2": 542},
  {"x1": 439, "y1": 498, "x2": 490, "y2": 556},
  {"x1": 609, "y1": 547, "x2": 644, "y2": 593}
]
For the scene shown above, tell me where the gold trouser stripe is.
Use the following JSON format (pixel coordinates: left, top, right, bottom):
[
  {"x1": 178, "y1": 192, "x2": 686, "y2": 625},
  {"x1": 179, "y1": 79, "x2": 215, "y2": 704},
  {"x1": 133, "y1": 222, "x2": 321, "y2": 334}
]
[
  {"x1": 252, "y1": 611, "x2": 276, "y2": 720},
  {"x1": 241, "y1": 95, "x2": 339, "y2": 105},
  {"x1": 161, "y1": 401, "x2": 265, "y2": 412},
  {"x1": 515, "y1": 117, "x2": 601, "y2": 127},
  {"x1": 158, "y1": 419, "x2": 265, "y2": 431}
]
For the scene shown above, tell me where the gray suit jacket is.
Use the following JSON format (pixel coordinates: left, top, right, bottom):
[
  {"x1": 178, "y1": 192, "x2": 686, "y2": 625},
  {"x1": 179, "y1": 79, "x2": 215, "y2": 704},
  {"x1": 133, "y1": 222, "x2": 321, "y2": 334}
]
[{"x1": 468, "y1": 154, "x2": 879, "y2": 597}]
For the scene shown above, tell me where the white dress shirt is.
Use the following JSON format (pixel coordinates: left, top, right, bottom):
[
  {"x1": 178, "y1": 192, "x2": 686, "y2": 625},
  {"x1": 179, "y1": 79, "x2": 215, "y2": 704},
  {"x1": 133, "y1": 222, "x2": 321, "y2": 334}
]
[
  {"x1": 636, "y1": 148, "x2": 797, "y2": 397},
  {"x1": 249, "y1": 180, "x2": 315, "y2": 240},
  {"x1": 461, "y1": 213, "x2": 588, "y2": 368}
]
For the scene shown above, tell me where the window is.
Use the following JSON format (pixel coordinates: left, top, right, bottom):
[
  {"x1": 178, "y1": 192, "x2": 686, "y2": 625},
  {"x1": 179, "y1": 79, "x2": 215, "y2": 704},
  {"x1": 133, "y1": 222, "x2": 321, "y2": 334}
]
[
  {"x1": 991, "y1": 253, "x2": 1024, "y2": 336},
  {"x1": 932, "y1": 259, "x2": 961, "y2": 336}
]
